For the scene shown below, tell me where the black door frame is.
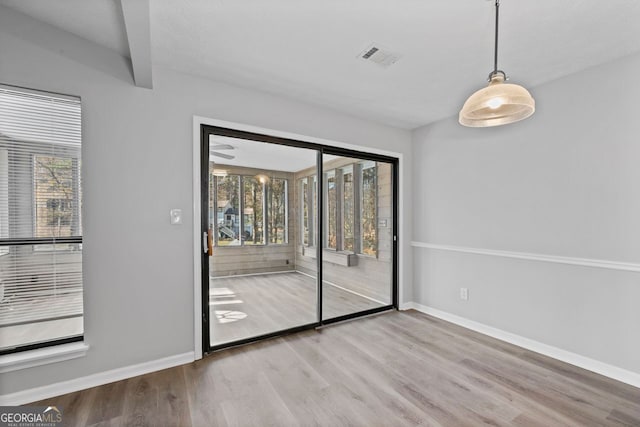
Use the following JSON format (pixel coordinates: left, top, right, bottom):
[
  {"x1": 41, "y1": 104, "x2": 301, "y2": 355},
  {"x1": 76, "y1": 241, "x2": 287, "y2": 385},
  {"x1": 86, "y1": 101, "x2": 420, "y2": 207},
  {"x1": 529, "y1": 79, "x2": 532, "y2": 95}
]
[{"x1": 201, "y1": 125, "x2": 399, "y2": 354}]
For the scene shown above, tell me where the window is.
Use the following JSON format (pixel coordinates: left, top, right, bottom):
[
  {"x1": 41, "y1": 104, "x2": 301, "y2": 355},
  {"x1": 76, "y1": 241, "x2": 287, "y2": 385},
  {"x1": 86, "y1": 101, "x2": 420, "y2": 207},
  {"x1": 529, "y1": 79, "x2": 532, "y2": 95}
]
[
  {"x1": 299, "y1": 175, "x2": 317, "y2": 247},
  {"x1": 325, "y1": 170, "x2": 337, "y2": 250},
  {"x1": 0, "y1": 150, "x2": 8, "y2": 256},
  {"x1": 267, "y1": 178, "x2": 287, "y2": 244},
  {"x1": 214, "y1": 175, "x2": 240, "y2": 246},
  {"x1": 341, "y1": 166, "x2": 354, "y2": 252},
  {"x1": 243, "y1": 177, "x2": 265, "y2": 245},
  {"x1": 300, "y1": 177, "x2": 309, "y2": 246},
  {"x1": 35, "y1": 156, "x2": 79, "y2": 236},
  {"x1": 0, "y1": 84, "x2": 83, "y2": 355},
  {"x1": 360, "y1": 161, "x2": 377, "y2": 256},
  {"x1": 314, "y1": 161, "x2": 378, "y2": 256},
  {"x1": 312, "y1": 175, "x2": 317, "y2": 246},
  {"x1": 212, "y1": 172, "x2": 287, "y2": 247}
]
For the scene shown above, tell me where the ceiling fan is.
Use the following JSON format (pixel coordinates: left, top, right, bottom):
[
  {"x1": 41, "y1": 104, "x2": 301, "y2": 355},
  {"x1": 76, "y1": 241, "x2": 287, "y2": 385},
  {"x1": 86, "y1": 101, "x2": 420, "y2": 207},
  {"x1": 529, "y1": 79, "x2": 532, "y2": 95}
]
[{"x1": 211, "y1": 144, "x2": 235, "y2": 160}]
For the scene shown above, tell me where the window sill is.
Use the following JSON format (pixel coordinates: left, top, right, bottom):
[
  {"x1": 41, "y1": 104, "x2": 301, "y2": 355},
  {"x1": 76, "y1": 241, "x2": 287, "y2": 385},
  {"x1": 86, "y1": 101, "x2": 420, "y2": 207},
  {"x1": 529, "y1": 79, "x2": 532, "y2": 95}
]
[
  {"x1": 301, "y1": 245, "x2": 317, "y2": 258},
  {"x1": 0, "y1": 342, "x2": 89, "y2": 374},
  {"x1": 300, "y1": 246, "x2": 358, "y2": 267},
  {"x1": 323, "y1": 250, "x2": 358, "y2": 267},
  {"x1": 357, "y1": 252, "x2": 379, "y2": 259}
]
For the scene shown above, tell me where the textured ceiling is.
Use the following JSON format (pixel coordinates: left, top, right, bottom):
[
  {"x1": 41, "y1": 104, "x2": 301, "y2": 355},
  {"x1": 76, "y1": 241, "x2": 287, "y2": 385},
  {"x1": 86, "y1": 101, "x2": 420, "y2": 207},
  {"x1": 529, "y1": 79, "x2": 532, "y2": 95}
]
[
  {"x1": 2, "y1": 0, "x2": 640, "y2": 129},
  {"x1": 1, "y1": 0, "x2": 130, "y2": 57}
]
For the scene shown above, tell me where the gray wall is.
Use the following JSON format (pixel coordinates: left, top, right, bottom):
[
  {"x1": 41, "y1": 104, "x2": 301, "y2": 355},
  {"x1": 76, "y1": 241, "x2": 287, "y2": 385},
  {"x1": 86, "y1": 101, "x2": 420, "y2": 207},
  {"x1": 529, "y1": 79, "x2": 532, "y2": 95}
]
[
  {"x1": 412, "y1": 52, "x2": 640, "y2": 374},
  {"x1": 0, "y1": 8, "x2": 412, "y2": 395}
]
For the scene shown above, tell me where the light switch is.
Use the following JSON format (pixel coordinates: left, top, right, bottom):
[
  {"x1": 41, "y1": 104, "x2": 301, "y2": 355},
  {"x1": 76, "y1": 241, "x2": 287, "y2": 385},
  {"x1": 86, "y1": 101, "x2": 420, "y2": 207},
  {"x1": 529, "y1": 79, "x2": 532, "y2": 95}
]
[{"x1": 170, "y1": 209, "x2": 183, "y2": 225}]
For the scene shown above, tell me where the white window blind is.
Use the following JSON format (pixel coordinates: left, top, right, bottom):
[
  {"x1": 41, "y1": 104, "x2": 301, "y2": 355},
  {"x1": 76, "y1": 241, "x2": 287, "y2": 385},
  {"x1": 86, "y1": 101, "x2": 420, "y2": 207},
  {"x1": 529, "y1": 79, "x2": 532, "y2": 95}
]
[{"x1": 0, "y1": 84, "x2": 83, "y2": 354}]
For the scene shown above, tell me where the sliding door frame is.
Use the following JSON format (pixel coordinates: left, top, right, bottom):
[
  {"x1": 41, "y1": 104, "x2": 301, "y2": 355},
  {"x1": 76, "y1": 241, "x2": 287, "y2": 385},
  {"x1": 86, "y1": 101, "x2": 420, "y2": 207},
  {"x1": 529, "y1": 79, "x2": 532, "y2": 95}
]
[
  {"x1": 200, "y1": 124, "x2": 398, "y2": 355},
  {"x1": 318, "y1": 145, "x2": 398, "y2": 325}
]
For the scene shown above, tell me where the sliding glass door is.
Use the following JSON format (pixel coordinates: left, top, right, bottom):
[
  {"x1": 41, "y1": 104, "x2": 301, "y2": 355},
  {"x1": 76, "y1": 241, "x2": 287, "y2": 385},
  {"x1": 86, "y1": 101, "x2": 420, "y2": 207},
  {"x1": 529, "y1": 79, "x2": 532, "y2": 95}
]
[
  {"x1": 201, "y1": 126, "x2": 397, "y2": 353},
  {"x1": 321, "y1": 154, "x2": 394, "y2": 321},
  {"x1": 203, "y1": 133, "x2": 319, "y2": 349}
]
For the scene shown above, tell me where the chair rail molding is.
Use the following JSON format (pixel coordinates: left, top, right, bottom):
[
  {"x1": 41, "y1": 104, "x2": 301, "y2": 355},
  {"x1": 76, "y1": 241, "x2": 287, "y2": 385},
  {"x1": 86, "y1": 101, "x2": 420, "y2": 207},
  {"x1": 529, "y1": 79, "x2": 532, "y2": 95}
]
[{"x1": 411, "y1": 241, "x2": 640, "y2": 273}]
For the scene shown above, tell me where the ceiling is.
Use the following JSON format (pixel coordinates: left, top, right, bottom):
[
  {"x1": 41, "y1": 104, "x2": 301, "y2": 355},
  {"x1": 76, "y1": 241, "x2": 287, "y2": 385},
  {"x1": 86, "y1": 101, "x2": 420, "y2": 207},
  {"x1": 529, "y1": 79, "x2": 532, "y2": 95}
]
[
  {"x1": 209, "y1": 136, "x2": 341, "y2": 172},
  {"x1": 209, "y1": 135, "x2": 318, "y2": 172},
  {"x1": 2, "y1": 0, "x2": 640, "y2": 129}
]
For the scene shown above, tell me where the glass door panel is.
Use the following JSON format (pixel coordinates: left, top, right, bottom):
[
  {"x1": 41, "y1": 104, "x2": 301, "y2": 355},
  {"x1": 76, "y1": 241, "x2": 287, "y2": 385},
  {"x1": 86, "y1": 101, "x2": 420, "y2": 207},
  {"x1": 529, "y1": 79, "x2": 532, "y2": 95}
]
[
  {"x1": 202, "y1": 126, "x2": 398, "y2": 353},
  {"x1": 205, "y1": 134, "x2": 318, "y2": 348},
  {"x1": 321, "y1": 154, "x2": 394, "y2": 321}
]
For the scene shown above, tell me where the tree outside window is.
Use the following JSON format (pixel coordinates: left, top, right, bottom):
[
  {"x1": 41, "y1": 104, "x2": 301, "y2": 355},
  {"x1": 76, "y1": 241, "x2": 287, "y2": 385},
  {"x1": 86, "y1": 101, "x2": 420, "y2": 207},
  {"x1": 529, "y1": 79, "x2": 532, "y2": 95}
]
[
  {"x1": 341, "y1": 166, "x2": 354, "y2": 252},
  {"x1": 360, "y1": 162, "x2": 377, "y2": 256},
  {"x1": 317, "y1": 161, "x2": 378, "y2": 256},
  {"x1": 268, "y1": 178, "x2": 287, "y2": 244},
  {"x1": 326, "y1": 170, "x2": 337, "y2": 250},
  {"x1": 213, "y1": 173, "x2": 287, "y2": 247},
  {"x1": 214, "y1": 175, "x2": 241, "y2": 246},
  {"x1": 300, "y1": 177, "x2": 309, "y2": 246},
  {"x1": 34, "y1": 156, "x2": 78, "y2": 238},
  {"x1": 243, "y1": 177, "x2": 265, "y2": 245}
]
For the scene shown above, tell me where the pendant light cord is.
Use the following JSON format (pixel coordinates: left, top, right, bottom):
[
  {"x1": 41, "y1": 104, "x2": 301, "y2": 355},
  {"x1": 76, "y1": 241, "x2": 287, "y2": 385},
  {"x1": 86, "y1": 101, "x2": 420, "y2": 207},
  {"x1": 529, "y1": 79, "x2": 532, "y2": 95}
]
[{"x1": 493, "y1": 0, "x2": 500, "y2": 75}]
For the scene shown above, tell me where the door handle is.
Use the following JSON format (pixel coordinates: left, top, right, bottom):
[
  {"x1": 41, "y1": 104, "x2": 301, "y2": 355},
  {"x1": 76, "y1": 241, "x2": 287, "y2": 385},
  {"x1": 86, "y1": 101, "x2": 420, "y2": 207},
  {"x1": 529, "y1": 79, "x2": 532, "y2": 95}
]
[
  {"x1": 203, "y1": 231, "x2": 208, "y2": 254},
  {"x1": 207, "y1": 228, "x2": 213, "y2": 256}
]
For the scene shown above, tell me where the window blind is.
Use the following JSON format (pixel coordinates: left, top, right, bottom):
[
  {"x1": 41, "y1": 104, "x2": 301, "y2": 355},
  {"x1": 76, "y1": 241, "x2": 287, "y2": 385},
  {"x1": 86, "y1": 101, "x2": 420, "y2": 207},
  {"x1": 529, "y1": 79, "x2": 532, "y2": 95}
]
[{"x1": 0, "y1": 84, "x2": 83, "y2": 354}]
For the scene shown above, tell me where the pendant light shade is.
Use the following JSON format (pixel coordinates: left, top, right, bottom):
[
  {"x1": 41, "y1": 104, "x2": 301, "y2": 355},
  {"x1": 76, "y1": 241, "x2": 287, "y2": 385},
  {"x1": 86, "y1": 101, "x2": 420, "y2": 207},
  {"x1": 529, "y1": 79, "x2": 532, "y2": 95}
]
[
  {"x1": 459, "y1": 0, "x2": 535, "y2": 128},
  {"x1": 459, "y1": 72, "x2": 535, "y2": 127}
]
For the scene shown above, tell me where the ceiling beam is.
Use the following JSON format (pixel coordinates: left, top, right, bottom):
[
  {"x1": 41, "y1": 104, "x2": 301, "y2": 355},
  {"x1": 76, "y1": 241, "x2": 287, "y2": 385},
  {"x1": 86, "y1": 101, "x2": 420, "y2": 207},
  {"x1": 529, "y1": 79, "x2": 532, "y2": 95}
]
[
  {"x1": 119, "y1": 0, "x2": 153, "y2": 89},
  {"x1": 0, "y1": 5, "x2": 133, "y2": 85}
]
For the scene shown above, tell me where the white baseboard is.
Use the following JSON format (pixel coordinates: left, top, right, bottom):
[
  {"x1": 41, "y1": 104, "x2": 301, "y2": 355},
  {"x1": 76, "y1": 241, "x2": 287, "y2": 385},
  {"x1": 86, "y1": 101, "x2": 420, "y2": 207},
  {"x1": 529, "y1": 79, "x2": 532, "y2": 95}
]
[
  {"x1": 0, "y1": 351, "x2": 195, "y2": 406},
  {"x1": 4, "y1": 305, "x2": 638, "y2": 405},
  {"x1": 404, "y1": 302, "x2": 640, "y2": 389},
  {"x1": 211, "y1": 270, "x2": 296, "y2": 280},
  {"x1": 295, "y1": 270, "x2": 387, "y2": 305}
]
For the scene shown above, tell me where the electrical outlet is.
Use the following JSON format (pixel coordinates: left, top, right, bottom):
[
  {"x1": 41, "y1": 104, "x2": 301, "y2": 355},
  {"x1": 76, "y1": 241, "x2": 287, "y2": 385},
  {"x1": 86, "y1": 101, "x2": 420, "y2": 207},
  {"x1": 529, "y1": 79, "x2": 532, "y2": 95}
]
[{"x1": 460, "y1": 288, "x2": 469, "y2": 301}]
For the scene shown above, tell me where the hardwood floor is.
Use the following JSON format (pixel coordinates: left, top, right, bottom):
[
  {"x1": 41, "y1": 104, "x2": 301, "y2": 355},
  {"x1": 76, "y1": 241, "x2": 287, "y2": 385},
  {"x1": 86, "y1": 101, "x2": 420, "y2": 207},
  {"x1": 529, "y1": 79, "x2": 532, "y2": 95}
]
[
  {"x1": 31, "y1": 310, "x2": 640, "y2": 426},
  {"x1": 210, "y1": 272, "x2": 384, "y2": 346}
]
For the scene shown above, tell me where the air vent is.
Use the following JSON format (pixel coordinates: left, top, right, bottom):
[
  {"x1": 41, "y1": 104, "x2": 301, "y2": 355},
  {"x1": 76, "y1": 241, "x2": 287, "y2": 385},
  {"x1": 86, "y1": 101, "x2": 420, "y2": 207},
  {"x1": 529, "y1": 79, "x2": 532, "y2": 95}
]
[{"x1": 358, "y1": 44, "x2": 401, "y2": 68}]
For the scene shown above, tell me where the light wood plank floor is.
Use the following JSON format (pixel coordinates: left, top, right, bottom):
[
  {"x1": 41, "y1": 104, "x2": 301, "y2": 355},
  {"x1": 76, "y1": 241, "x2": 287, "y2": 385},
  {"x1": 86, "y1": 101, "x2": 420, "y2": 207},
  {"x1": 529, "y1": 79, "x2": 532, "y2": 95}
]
[
  {"x1": 210, "y1": 272, "x2": 384, "y2": 346},
  {"x1": 31, "y1": 310, "x2": 640, "y2": 426}
]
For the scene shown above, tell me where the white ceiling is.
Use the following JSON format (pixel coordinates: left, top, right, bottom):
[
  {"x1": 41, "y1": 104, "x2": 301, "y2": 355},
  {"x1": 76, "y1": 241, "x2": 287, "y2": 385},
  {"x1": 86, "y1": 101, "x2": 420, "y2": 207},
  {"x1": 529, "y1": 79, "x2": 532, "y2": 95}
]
[
  {"x1": 3, "y1": 0, "x2": 640, "y2": 129},
  {"x1": 1, "y1": 0, "x2": 130, "y2": 57},
  {"x1": 209, "y1": 135, "x2": 318, "y2": 172}
]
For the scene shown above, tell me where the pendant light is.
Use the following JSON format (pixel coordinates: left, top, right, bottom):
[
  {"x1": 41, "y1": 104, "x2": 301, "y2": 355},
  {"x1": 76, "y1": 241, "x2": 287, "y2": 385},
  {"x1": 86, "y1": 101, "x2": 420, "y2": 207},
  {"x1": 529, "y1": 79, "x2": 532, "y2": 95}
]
[{"x1": 459, "y1": 0, "x2": 535, "y2": 127}]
